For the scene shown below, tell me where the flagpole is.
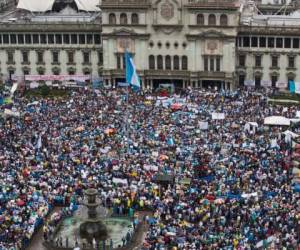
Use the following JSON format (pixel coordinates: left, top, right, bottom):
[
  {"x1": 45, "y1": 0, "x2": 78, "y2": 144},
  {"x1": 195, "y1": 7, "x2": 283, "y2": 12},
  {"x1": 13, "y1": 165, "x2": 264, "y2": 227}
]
[
  {"x1": 124, "y1": 49, "x2": 141, "y2": 156},
  {"x1": 126, "y1": 84, "x2": 129, "y2": 155}
]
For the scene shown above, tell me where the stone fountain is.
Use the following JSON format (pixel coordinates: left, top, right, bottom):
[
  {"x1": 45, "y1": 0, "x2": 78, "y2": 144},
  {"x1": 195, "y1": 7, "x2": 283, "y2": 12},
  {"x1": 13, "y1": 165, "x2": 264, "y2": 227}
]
[
  {"x1": 45, "y1": 188, "x2": 133, "y2": 249},
  {"x1": 79, "y1": 188, "x2": 108, "y2": 244}
]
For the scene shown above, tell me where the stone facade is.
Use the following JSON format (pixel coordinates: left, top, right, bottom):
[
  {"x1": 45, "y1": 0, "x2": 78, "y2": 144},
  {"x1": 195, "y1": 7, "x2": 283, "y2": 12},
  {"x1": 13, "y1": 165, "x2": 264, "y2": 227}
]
[
  {"x1": 1, "y1": 0, "x2": 300, "y2": 89},
  {"x1": 0, "y1": 17, "x2": 102, "y2": 83},
  {"x1": 101, "y1": 0, "x2": 240, "y2": 90},
  {"x1": 236, "y1": 26, "x2": 300, "y2": 87}
]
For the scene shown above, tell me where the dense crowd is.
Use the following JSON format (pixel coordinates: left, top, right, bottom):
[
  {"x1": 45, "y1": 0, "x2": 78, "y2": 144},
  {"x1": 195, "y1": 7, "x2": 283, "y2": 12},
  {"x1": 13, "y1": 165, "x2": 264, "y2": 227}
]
[{"x1": 0, "y1": 87, "x2": 299, "y2": 250}]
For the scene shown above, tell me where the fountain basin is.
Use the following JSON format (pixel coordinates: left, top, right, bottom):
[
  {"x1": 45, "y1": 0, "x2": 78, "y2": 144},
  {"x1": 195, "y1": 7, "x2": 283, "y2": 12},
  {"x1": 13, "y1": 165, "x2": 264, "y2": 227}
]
[{"x1": 54, "y1": 216, "x2": 132, "y2": 248}]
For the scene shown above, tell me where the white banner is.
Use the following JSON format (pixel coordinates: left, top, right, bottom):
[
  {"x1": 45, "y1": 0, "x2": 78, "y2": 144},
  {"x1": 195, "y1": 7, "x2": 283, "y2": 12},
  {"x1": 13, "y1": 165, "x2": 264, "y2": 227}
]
[
  {"x1": 10, "y1": 83, "x2": 18, "y2": 95},
  {"x1": 143, "y1": 165, "x2": 159, "y2": 172},
  {"x1": 276, "y1": 81, "x2": 287, "y2": 89},
  {"x1": 199, "y1": 121, "x2": 209, "y2": 130},
  {"x1": 261, "y1": 80, "x2": 272, "y2": 87},
  {"x1": 295, "y1": 82, "x2": 300, "y2": 94},
  {"x1": 112, "y1": 177, "x2": 128, "y2": 186},
  {"x1": 212, "y1": 113, "x2": 225, "y2": 120},
  {"x1": 244, "y1": 80, "x2": 255, "y2": 87},
  {"x1": 4, "y1": 109, "x2": 20, "y2": 117},
  {"x1": 30, "y1": 82, "x2": 39, "y2": 89}
]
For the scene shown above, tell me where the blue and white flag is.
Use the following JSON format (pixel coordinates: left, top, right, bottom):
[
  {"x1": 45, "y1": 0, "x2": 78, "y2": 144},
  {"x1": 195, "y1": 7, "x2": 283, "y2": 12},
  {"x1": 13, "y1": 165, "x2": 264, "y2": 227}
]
[
  {"x1": 167, "y1": 137, "x2": 175, "y2": 146},
  {"x1": 289, "y1": 80, "x2": 295, "y2": 93},
  {"x1": 125, "y1": 51, "x2": 141, "y2": 89},
  {"x1": 36, "y1": 134, "x2": 42, "y2": 149}
]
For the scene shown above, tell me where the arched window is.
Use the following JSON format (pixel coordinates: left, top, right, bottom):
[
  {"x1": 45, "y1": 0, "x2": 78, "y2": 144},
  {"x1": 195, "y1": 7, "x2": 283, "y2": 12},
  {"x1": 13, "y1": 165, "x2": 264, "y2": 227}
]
[
  {"x1": 208, "y1": 14, "x2": 216, "y2": 26},
  {"x1": 109, "y1": 13, "x2": 116, "y2": 25},
  {"x1": 182, "y1": 56, "x2": 188, "y2": 70},
  {"x1": 157, "y1": 55, "x2": 163, "y2": 70},
  {"x1": 120, "y1": 13, "x2": 128, "y2": 25},
  {"x1": 165, "y1": 55, "x2": 171, "y2": 70},
  {"x1": 131, "y1": 13, "x2": 139, "y2": 24},
  {"x1": 220, "y1": 14, "x2": 228, "y2": 26},
  {"x1": 173, "y1": 55, "x2": 179, "y2": 70},
  {"x1": 149, "y1": 55, "x2": 155, "y2": 69},
  {"x1": 196, "y1": 14, "x2": 204, "y2": 25}
]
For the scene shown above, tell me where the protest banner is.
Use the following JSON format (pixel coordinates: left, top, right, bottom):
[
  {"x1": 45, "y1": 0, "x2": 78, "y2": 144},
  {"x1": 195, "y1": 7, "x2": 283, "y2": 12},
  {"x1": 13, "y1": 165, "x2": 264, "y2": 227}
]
[
  {"x1": 261, "y1": 80, "x2": 272, "y2": 87},
  {"x1": 276, "y1": 81, "x2": 287, "y2": 89},
  {"x1": 199, "y1": 121, "x2": 209, "y2": 130},
  {"x1": 112, "y1": 177, "x2": 128, "y2": 186},
  {"x1": 212, "y1": 113, "x2": 225, "y2": 120},
  {"x1": 244, "y1": 80, "x2": 255, "y2": 87}
]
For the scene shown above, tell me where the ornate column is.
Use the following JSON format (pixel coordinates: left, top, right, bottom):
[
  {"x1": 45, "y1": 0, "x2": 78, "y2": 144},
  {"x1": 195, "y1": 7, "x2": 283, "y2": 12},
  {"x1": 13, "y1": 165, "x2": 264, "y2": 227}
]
[{"x1": 150, "y1": 79, "x2": 154, "y2": 90}]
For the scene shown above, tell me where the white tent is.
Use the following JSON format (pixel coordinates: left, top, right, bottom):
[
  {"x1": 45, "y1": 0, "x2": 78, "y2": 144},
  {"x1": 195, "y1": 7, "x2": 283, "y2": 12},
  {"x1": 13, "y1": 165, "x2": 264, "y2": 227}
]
[
  {"x1": 244, "y1": 122, "x2": 258, "y2": 133},
  {"x1": 17, "y1": 0, "x2": 55, "y2": 12},
  {"x1": 74, "y1": 0, "x2": 100, "y2": 12},
  {"x1": 17, "y1": 0, "x2": 100, "y2": 12},
  {"x1": 264, "y1": 116, "x2": 290, "y2": 126}
]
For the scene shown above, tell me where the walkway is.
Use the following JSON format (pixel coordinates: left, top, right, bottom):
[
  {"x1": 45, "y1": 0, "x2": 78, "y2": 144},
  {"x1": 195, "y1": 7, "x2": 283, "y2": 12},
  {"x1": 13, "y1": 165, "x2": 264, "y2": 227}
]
[{"x1": 26, "y1": 207, "x2": 62, "y2": 250}]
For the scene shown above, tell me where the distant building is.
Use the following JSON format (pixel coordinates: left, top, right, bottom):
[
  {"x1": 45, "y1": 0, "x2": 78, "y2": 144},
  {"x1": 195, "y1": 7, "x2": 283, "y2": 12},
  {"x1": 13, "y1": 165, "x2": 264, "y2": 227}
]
[
  {"x1": 0, "y1": 0, "x2": 102, "y2": 85},
  {"x1": 238, "y1": 0, "x2": 300, "y2": 88},
  {"x1": 101, "y1": 0, "x2": 240, "y2": 90},
  {"x1": 1, "y1": 0, "x2": 300, "y2": 90},
  {"x1": 101, "y1": 0, "x2": 300, "y2": 90}
]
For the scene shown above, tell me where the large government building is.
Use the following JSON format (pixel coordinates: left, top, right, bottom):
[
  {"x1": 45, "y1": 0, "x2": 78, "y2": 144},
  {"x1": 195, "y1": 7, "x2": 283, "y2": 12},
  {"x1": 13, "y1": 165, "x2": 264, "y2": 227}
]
[
  {"x1": 0, "y1": 0, "x2": 102, "y2": 85},
  {"x1": 1, "y1": 0, "x2": 300, "y2": 89}
]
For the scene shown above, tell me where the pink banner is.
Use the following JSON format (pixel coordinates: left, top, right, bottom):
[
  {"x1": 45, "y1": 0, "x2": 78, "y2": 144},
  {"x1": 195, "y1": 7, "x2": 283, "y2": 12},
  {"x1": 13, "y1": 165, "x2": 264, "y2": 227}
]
[{"x1": 22, "y1": 75, "x2": 90, "y2": 82}]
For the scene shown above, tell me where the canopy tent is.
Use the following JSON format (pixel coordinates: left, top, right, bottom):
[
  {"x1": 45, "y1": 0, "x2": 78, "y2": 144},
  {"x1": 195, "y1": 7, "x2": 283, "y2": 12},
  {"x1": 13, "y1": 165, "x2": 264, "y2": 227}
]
[
  {"x1": 74, "y1": 0, "x2": 100, "y2": 12},
  {"x1": 17, "y1": 0, "x2": 55, "y2": 12},
  {"x1": 283, "y1": 130, "x2": 299, "y2": 138},
  {"x1": 244, "y1": 122, "x2": 258, "y2": 133},
  {"x1": 264, "y1": 116, "x2": 290, "y2": 126},
  {"x1": 17, "y1": 0, "x2": 100, "y2": 12}
]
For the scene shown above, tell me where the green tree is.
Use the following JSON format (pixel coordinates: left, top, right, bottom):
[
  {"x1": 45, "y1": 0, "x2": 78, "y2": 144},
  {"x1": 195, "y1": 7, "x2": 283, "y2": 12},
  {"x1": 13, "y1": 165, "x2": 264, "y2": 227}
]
[{"x1": 40, "y1": 85, "x2": 50, "y2": 97}]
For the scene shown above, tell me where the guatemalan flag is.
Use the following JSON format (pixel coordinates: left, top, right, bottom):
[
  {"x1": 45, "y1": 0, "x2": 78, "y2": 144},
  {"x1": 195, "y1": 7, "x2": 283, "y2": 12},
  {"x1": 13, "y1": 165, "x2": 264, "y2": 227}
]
[{"x1": 125, "y1": 51, "x2": 141, "y2": 89}]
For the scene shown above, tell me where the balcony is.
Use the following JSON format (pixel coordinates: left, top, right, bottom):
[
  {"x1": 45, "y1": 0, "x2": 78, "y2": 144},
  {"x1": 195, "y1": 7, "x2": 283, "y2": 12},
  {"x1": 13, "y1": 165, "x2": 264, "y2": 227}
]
[
  {"x1": 101, "y1": 0, "x2": 151, "y2": 8},
  {"x1": 199, "y1": 71, "x2": 226, "y2": 78},
  {"x1": 145, "y1": 70, "x2": 190, "y2": 78},
  {"x1": 185, "y1": 0, "x2": 239, "y2": 9}
]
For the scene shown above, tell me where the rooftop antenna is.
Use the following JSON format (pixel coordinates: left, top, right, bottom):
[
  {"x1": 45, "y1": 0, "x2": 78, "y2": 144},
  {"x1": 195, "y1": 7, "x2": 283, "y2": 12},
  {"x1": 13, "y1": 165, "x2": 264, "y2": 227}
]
[{"x1": 274, "y1": 1, "x2": 290, "y2": 15}]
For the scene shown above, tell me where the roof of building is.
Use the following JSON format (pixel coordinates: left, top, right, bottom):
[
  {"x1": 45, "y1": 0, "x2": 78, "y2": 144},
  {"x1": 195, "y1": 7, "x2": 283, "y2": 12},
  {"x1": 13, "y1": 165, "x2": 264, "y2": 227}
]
[
  {"x1": 17, "y1": 0, "x2": 100, "y2": 12},
  {"x1": 240, "y1": 0, "x2": 300, "y2": 26}
]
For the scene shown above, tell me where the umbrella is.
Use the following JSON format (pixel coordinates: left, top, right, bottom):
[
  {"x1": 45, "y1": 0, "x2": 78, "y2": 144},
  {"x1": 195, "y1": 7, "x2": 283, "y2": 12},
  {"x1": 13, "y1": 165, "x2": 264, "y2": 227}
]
[
  {"x1": 111, "y1": 159, "x2": 119, "y2": 165},
  {"x1": 171, "y1": 103, "x2": 182, "y2": 110},
  {"x1": 214, "y1": 198, "x2": 225, "y2": 204},
  {"x1": 166, "y1": 232, "x2": 176, "y2": 236},
  {"x1": 292, "y1": 167, "x2": 300, "y2": 175},
  {"x1": 201, "y1": 199, "x2": 210, "y2": 205},
  {"x1": 293, "y1": 184, "x2": 300, "y2": 192},
  {"x1": 159, "y1": 155, "x2": 169, "y2": 161},
  {"x1": 105, "y1": 128, "x2": 116, "y2": 135},
  {"x1": 75, "y1": 126, "x2": 85, "y2": 132},
  {"x1": 16, "y1": 199, "x2": 25, "y2": 206}
]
